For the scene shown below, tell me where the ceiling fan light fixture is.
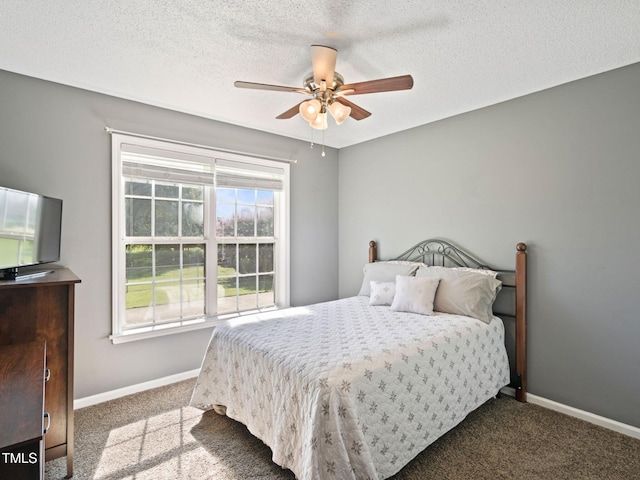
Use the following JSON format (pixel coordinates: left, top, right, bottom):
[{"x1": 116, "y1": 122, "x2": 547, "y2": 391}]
[
  {"x1": 235, "y1": 45, "x2": 414, "y2": 136},
  {"x1": 329, "y1": 101, "x2": 351, "y2": 125},
  {"x1": 310, "y1": 111, "x2": 328, "y2": 130},
  {"x1": 299, "y1": 99, "x2": 321, "y2": 122}
]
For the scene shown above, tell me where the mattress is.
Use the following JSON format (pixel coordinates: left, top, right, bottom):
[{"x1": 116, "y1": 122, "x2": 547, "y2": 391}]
[{"x1": 190, "y1": 296, "x2": 510, "y2": 479}]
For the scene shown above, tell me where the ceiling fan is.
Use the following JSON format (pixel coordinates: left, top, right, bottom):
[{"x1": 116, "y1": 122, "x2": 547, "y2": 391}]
[{"x1": 234, "y1": 45, "x2": 414, "y2": 130}]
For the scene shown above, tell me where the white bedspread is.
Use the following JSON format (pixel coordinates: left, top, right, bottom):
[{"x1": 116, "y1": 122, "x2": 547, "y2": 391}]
[{"x1": 190, "y1": 296, "x2": 510, "y2": 480}]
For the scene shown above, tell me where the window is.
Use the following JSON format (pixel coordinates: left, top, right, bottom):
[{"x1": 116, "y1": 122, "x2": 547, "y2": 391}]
[
  {"x1": 216, "y1": 187, "x2": 276, "y2": 314},
  {"x1": 111, "y1": 134, "x2": 290, "y2": 343}
]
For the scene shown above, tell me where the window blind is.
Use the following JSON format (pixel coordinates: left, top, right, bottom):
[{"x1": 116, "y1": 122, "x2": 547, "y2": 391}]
[
  {"x1": 119, "y1": 143, "x2": 285, "y2": 190},
  {"x1": 122, "y1": 160, "x2": 215, "y2": 186},
  {"x1": 215, "y1": 158, "x2": 285, "y2": 191},
  {"x1": 121, "y1": 143, "x2": 214, "y2": 186}
]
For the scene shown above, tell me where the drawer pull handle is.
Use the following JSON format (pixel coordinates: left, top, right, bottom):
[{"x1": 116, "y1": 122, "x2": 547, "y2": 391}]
[
  {"x1": 43, "y1": 412, "x2": 51, "y2": 434},
  {"x1": 44, "y1": 368, "x2": 51, "y2": 382}
]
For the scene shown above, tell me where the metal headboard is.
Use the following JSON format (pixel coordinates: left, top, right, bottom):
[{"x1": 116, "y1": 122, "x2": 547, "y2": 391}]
[
  {"x1": 383, "y1": 238, "x2": 516, "y2": 317},
  {"x1": 368, "y1": 238, "x2": 528, "y2": 402},
  {"x1": 390, "y1": 239, "x2": 492, "y2": 269}
]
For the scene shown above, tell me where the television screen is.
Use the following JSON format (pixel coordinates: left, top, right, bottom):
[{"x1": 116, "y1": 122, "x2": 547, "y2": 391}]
[{"x1": 0, "y1": 186, "x2": 62, "y2": 275}]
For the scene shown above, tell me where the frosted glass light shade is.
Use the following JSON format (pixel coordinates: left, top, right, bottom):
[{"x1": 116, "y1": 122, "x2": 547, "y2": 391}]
[
  {"x1": 310, "y1": 112, "x2": 328, "y2": 130},
  {"x1": 299, "y1": 99, "x2": 321, "y2": 122},
  {"x1": 329, "y1": 102, "x2": 351, "y2": 125}
]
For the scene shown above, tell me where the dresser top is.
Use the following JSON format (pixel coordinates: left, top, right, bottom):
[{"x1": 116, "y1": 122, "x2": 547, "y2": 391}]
[{"x1": 0, "y1": 268, "x2": 80, "y2": 289}]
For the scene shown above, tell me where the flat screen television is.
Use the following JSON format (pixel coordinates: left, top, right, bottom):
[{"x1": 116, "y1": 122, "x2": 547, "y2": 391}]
[{"x1": 0, "y1": 186, "x2": 63, "y2": 280}]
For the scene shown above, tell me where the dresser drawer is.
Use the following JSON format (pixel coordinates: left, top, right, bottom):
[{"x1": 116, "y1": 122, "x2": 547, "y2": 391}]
[{"x1": 0, "y1": 342, "x2": 46, "y2": 480}]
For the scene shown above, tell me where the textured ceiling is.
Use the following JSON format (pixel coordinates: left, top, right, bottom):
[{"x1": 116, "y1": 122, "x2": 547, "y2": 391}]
[{"x1": 1, "y1": 1, "x2": 639, "y2": 148}]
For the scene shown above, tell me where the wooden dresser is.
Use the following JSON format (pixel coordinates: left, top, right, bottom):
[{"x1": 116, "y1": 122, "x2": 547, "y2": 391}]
[{"x1": 0, "y1": 268, "x2": 80, "y2": 478}]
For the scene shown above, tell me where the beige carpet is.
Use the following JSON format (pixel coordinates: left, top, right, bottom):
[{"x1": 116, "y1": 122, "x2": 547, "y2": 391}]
[{"x1": 45, "y1": 379, "x2": 640, "y2": 480}]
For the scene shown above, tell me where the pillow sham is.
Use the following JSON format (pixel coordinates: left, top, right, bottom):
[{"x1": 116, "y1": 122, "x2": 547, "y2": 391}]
[
  {"x1": 415, "y1": 266, "x2": 502, "y2": 323},
  {"x1": 369, "y1": 281, "x2": 396, "y2": 306},
  {"x1": 429, "y1": 265, "x2": 499, "y2": 278},
  {"x1": 384, "y1": 260, "x2": 426, "y2": 267},
  {"x1": 390, "y1": 275, "x2": 440, "y2": 316},
  {"x1": 357, "y1": 261, "x2": 420, "y2": 296}
]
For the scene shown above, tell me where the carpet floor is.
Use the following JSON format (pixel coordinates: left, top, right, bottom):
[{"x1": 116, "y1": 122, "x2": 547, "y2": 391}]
[{"x1": 45, "y1": 379, "x2": 640, "y2": 479}]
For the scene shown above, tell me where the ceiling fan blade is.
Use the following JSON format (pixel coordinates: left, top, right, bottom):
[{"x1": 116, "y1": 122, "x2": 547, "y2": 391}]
[
  {"x1": 234, "y1": 81, "x2": 308, "y2": 95},
  {"x1": 337, "y1": 74, "x2": 414, "y2": 95},
  {"x1": 335, "y1": 96, "x2": 371, "y2": 121},
  {"x1": 276, "y1": 102, "x2": 303, "y2": 119},
  {"x1": 311, "y1": 45, "x2": 337, "y2": 87}
]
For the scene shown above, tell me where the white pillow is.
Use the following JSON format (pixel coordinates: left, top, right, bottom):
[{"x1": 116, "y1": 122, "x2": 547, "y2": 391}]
[
  {"x1": 390, "y1": 275, "x2": 440, "y2": 316},
  {"x1": 357, "y1": 262, "x2": 419, "y2": 296},
  {"x1": 369, "y1": 281, "x2": 396, "y2": 306},
  {"x1": 416, "y1": 267, "x2": 502, "y2": 323},
  {"x1": 429, "y1": 265, "x2": 499, "y2": 278},
  {"x1": 385, "y1": 260, "x2": 426, "y2": 267}
]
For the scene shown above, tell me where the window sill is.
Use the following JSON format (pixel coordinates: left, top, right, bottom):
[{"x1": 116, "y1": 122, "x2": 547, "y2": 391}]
[{"x1": 109, "y1": 307, "x2": 281, "y2": 344}]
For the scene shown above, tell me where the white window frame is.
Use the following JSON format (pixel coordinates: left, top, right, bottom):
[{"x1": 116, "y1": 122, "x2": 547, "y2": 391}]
[{"x1": 110, "y1": 133, "x2": 290, "y2": 344}]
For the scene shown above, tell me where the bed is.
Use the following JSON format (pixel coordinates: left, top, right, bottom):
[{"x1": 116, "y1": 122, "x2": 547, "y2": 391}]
[{"x1": 190, "y1": 239, "x2": 527, "y2": 479}]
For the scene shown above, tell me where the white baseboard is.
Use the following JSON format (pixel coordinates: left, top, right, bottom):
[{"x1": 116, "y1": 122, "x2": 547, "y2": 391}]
[
  {"x1": 501, "y1": 387, "x2": 640, "y2": 440},
  {"x1": 73, "y1": 369, "x2": 200, "y2": 409}
]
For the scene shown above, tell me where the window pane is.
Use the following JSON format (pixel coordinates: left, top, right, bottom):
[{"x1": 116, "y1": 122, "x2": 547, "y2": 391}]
[
  {"x1": 155, "y1": 281, "x2": 181, "y2": 321},
  {"x1": 239, "y1": 276, "x2": 258, "y2": 310},
  {"x1": 217, "y1": 244, "x2": 236, "y2": 275},
  {"x1": 126, "y1": 244, "x2": 152, "y2": 281},
  {"x1": 238, "y1": 244, "x2": 256, "y2": 274},
  {"x1": 126, "y1": 198, "x2": 151, "y2": 236},
  {"x1": 256, "y1": 190, "x2": 274, "y2": 206},
  {"x1": 125, "y1": 283, "x2": 153, "y2": 326},
  {"x1": 217, "y1": 277, "x2": 237, "y2": 297},
  {"x1": 182, "y1": 202, "x2": 204, "y2": 237},
  {"x1": 237, "y1": 205, "x2": 255, "y2": 236},
  {"x1": 216, "y1": 203, "x2": 235, "y2": 237},
  {"x1": 182, "y1": 186, "x2": 203, "y2": 200},
  {"x1": 237, "y1": 189, "x2": 255, "y2": 204},
  {"x1": 258, "y1": 274, "x2": 275, "y2": 307},
  {"x1": 182, "y1": 279, "x2": 205, "y2": 317},
  {"x1": 216, "y1": 188, "x2": 235, "y2": 203},
  {"x1": 155, "y1": 200, "x2": 179, "y2": 236},
  {"x1": 125, "y1": 180, "x2": 151, "y2": 196},
  {"x1": 183, "y1": 244, "x2": 205, "y2": 279},
  {"x1": 217, "y1": 277, "x2": 237, "y2": 314},
  {"x1": 258, "y1": 244, "x2": 274, "y2": 272},
  {"x1": 239, "y1": 276, "x2": 257, "y2": 293},
  {"x1": 257, "y1": 207, "x2": 274, "y2": 236},
  {"x1": 155, "y1": 244, "x2": 180, "y2": 280},
  {"x1": 155, "y1": 184, "x2": 179, "y2": 199}
]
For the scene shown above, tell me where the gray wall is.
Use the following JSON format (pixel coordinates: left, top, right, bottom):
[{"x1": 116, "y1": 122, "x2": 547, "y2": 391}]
[
  {"x1": 338, "y1": 62, "x2": 640, "y2": 428},
  {"x1": 0, "y1": 69, "x2": 339, "y2": 399},
  {"x1": 3, "y1": 62, "x2": 639, "y2": 428}
]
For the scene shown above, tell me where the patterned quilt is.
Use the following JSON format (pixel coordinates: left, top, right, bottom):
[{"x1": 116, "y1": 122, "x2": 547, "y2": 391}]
[{"x1": 190, "y1": 296, "x2": 510, "y2": 480}]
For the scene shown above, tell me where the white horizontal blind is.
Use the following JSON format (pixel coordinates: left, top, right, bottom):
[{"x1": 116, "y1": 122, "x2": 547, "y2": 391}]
[
  {"x1": 122, "y1": 161, "x2": 214, "y2": 185},
  {"x1": 121, "y1": 142, "x2": 214, "y2": 185},
  {"x1": 215, "y1": 158, "x2": 285, "y2": 191}
]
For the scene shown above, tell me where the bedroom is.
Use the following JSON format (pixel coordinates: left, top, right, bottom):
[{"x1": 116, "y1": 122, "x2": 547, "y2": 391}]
[{"x1": 1, "y1": 1, "x2": 639, "y2": 479}]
